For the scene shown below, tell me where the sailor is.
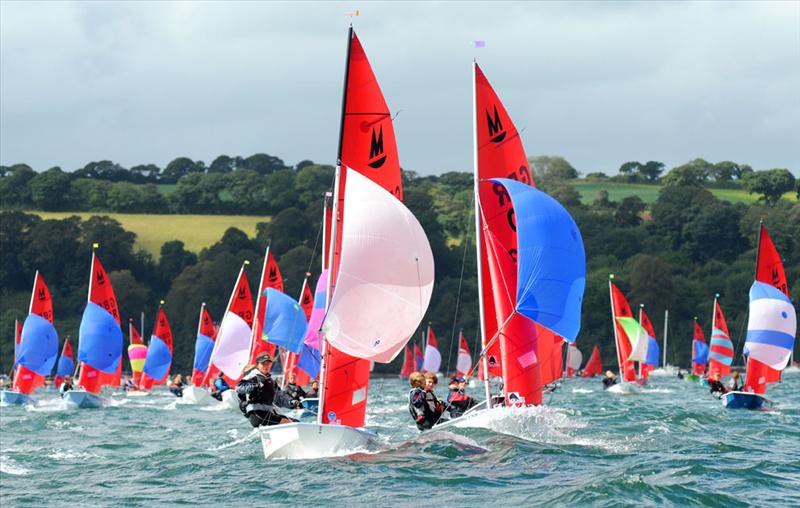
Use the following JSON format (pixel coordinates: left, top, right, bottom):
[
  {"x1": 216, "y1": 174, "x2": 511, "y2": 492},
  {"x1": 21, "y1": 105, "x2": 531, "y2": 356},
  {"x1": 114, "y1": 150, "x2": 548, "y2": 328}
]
[
  {"x1": 708, "y1": 372, "x2": 727, "y2": 396},
  {"x1": 677, "y1": 369, "x2": 684, "y2": 380},
  {"x1": 729, "y1": 371, "x2": 743, "y2": 392},
  {"x1": 602, "y1": 370, "x2": 618, "y2": 389},
  {"x1": 305, "y1": 379, "x2": 319, "y2": 398},
  {"x1": 446, "y1": 376, "x2": 477, "y2": 418},
  {"x1": 210, "y1": 372, "x2": 230, "y2": 401},
  {"x1": 59, "y1": 375, "x2": 74, "y2": 395},
  {"x1": 283, "y1": 372, "x2": 306, "y2": 409},
  {"x1": 408, "y1": 372, "x2": 431, "y2": 430},
  {"x1": 168, "y1": 374, "x2": 184, "y2": 397},
  {"x1": 236, "y1": 353, "x2": 294, "y2": 427},
  {"x1": 122, "y1": 375, "x2": 136, "y2": 392}
]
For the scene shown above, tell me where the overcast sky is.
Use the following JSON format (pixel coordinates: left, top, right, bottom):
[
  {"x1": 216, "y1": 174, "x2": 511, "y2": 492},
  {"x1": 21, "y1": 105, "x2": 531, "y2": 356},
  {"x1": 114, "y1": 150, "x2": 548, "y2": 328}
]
[{"x1": 2, "y1": 1, "x2": 798, "y2": 176}]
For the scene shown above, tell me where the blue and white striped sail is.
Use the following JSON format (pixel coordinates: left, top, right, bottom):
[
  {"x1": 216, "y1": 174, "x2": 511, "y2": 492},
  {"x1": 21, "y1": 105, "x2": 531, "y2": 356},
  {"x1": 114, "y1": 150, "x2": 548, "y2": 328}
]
[{"x1": 744, "y1": 281, "x2": 797, "y2": 370}]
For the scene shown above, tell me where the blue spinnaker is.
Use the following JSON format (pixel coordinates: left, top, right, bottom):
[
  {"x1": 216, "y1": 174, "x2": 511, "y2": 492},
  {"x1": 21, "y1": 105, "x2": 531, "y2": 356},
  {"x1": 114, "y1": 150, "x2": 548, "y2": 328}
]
[
  {"x1": 56, "y1": 352, "x2": 74, "y2": 379},
  {"x1": 261, "y1": 288, "x2": 308, "y2": 354},
  {"x1": 142, "y1": 336, "x2": 172, "y2": 381},
  {"x1": 77, "y1": 302, "x2": 123, "y2": 373},
  {"x1": 193, "y1": 334, "x2": 214, "y2": 372},
  {"x1": 645, "y1": 336, "x2": 660, "y2": 367},
  {"x1": 17, "y1": 314, "x2": 59, "y2": 376},
  {"x1": 692, "y1": 340, "x2": 709, "y2": 365},
  {"x1": 489, "y1": 178, "x2": 586, "y2": 342},
  {"x1": 297, "y1": 344, "x2": 321, "y2": 379}
]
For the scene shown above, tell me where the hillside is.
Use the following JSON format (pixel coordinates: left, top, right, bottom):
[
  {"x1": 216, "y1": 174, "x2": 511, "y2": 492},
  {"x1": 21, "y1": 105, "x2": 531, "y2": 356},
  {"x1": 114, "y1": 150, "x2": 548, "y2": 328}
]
[
  {"x1": 572, "y1": 180, "x2": 798, "y2": 205},
  {"x1": 33, "y1": 212, "x2": 269, "y2": 257}
]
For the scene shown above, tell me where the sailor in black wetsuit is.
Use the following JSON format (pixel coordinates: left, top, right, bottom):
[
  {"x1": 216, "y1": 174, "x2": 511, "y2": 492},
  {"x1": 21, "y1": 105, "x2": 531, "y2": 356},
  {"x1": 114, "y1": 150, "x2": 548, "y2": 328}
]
[
  {"x1": 283, "y1": 373, "x2": 306, "y2": 409},
  {"x1": 601, "y1": 370, "x2": 618, "y2": 390},
  {"x1": 409, "y1": 371, "x2": 445, "y2": 430},
  {"x1": 236, "y1": 354, "x2": 294, "y2": 427},
  {"x1": 708, "y1": 373, "x2": 727, "y2": 397},
  {"x1": 446, "y1": 376, "x2": 477, "y2": 419}
]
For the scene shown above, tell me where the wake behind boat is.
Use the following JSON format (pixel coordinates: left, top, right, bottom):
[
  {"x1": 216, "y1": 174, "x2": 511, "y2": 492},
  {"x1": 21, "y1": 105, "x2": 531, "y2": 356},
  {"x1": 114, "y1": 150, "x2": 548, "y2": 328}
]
[{"x1": 62, "y1": 389, "x2": 105, "y2": 409}]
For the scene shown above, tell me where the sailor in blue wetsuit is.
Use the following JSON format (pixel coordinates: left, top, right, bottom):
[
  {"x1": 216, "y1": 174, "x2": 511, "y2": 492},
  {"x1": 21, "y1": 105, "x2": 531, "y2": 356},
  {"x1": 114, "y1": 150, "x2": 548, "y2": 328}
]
[
  {"x1": 210, "y1": 372, "x2": 230, "y2": 401},
  {"x1": 236, "y1": 354, "x2": 294, "y2": 427},
  {"x1": 446, "y1": 376, "x2": 477, "y2": 418}
]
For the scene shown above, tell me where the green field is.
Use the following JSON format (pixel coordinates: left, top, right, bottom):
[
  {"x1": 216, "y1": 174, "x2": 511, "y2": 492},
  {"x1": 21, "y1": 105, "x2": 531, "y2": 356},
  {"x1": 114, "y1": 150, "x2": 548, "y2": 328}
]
[
  {"x1": 572, "y1": 180, "x2": 798, "y2": 205},
  {"x1": 33, "y1": 212, "x2": 269, "y2": 257}
]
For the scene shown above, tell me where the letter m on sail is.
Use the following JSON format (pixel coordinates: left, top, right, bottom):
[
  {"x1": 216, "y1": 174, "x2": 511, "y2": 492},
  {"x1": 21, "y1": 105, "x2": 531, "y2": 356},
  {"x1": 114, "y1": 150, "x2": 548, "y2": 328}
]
[
  {"x1": 370, "y1": 126, "x2": 384, "y2": 160},
  {"x1": 486, "y1": 106, "x2": 505, "y2": 142}
]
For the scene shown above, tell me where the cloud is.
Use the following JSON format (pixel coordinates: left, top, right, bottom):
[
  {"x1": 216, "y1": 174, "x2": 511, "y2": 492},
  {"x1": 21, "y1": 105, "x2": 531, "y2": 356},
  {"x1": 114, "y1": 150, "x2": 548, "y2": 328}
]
[{"x1": 1, "y1": 1, "x2": 798, "y2": 175}]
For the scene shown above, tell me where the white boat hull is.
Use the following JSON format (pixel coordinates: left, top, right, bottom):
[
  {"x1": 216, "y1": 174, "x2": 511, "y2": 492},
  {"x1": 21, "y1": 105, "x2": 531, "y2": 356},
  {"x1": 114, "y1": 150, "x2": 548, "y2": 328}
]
[
  {"x1": 606, "y1": 383, "x2": 641, "y2": 395},
  {"x1": 62, "y1": 390, "x2": 105, "y2": 409},
  {"x1": 180, "y1": 385, "x2": 216, "y2": 405},
  {"x1": 0, "y1": 390, "x2": 34, "y2": 406},
  {"x1": 259, "y1": 422, "x2": 378, "y2": 460}
]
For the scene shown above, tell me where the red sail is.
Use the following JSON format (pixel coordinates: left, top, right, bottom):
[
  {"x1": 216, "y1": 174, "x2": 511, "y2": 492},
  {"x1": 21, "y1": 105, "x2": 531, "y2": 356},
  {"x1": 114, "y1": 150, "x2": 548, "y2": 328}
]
[
  {"x1": 79, "y1": 254, "x2": 121, "y2": 393},
  {"x1": 321, "y1": 29, "x2": 403, "y2": 428},
  {"x1": 538, "y1": 328, "x2": 564, "y2": 386},
  {"x1": 638, "y1": 309, "x2": 657, "y2": 380},
  {"x1": 250, "y1": 249, "x2": 284, "y2": 363},
  {"x1": 192, "y1": 305, "x2": 216, "y2": 387},
  {"x1": 609, "y1": 281, "x2": 636, "y2": 382},
  {"x1": 54, "y1": 338, "x2": 73, "y2": 387},
  {"x1": 14, "y1": 273, "x2": 55, "y2": 393},
  {"x1": 708, "y1": 301, "x2": 732, "y2": 378},
  {"x1": 140, "y1": 307, "x2": 173, "y2": 389},
  {"x1": 692, "y1": 321, "x2": 706, "y2": 375},
  {"x1": 284, "y1": 279, "x2": 314, "y2": 387},
  {"x1": 399, "y1": 344, "x2": 414, "y2": 379},
  {"x1": 475, "y1": 63, "x2": 539, "y2": 403},
  {"x1": 130, "y1": 320, "x2": 142, "y2": 345},
  {"x1": 746, "y1": 224, "x2": 787, "y2": 392},
  {"x1": 581, "y1": 344, "x2": 604, "y2": 377},
  {"x1": 483, "y1": 226, "x2": 541, "y2": 405}
]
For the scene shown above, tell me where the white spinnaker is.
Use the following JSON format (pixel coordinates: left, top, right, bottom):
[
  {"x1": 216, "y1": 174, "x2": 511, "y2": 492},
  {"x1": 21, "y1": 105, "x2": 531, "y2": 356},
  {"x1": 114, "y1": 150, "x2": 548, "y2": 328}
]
[
  {"x1": 423, "y1": 345, "x2": 442, "y2": 373},
  {"x1": 208, "y1": 312, "x2": 252, "y2": 378},
  {"x1": 456, "y1": 348, "x2": 471, "y2": 375},
  {"x1": 323, "y1": 169, "x2": 435, "y2": 363},
  {"x1": 567, "y1": 346, "x2": 583, "y2": 371}
]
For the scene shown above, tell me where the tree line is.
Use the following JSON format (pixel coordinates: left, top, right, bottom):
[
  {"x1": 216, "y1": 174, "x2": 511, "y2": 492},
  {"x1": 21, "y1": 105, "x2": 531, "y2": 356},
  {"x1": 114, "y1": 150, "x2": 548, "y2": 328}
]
[{"x1": 1, "y1": 155, "x2": 798, "y2": 377}]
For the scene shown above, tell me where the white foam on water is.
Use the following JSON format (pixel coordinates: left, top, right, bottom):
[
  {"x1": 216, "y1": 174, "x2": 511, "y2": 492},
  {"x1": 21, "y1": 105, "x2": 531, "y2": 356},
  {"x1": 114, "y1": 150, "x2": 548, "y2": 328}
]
[
  {"x1": 0, "y1": 455, "x2": 30, "y2": 476},
  {"x1": 47, "y1": 448, "x2": 100, "y2": 461},
  {"x1": 25, "y1": 399, "x2": 66, "y2": 412},
  {"x1": 643, "y1": 388, "x2": 674, "y2": 394},
  {"x1": 572, "y1": 388, "x2": 594, "y2": 394},
  {"x1": 206, "y1": 428, "x2": 260, "y2": 451}
]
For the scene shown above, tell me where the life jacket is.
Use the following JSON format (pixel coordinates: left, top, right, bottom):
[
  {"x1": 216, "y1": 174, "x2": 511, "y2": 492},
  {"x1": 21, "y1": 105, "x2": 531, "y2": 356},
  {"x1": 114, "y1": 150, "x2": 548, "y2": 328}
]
[{"x1": 236, "y1": 369, "x2": 278, "y2": 415}]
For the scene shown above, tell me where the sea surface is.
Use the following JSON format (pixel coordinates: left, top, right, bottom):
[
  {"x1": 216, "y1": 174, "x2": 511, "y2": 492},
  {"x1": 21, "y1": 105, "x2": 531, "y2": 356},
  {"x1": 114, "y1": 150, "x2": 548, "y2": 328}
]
[{"x1": 2, "y1": 372, "x2": 800, "y2": 507}]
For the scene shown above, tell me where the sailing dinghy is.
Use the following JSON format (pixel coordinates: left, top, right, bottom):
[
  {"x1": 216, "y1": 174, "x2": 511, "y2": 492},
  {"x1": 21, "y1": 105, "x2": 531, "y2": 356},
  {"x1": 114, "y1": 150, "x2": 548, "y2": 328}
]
[
  {"x1": 606, "y1": 277, "x2": 641, "y2": 395},
  {"x1": 1, "y1": 272, "x2": 58, "y2": 406},
  {"x1": 435, "y1": 63, "x2": 585, "y2": 432},
  {"x1": 259, "y1": 27, "x2": 434, "y2": 459},
  {"x1": 64, "y1": 249, "x2": 123, "y2": 409},
  {"x1": 723, "y1": 223, "x2": 795, "y2": 410},
  {"x1": 182, "y1": 303, "x2": 218, "y2": 404}
]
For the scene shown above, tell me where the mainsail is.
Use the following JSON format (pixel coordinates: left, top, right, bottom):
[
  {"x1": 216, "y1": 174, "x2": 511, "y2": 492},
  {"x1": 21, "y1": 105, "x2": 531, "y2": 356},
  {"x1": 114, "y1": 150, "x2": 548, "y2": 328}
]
[
  {"x1": 707, "y1": 297, "x2": 734, "y2": 378},
  {"x1": 77, "y1": 253, "x2": 123, "y2": 394},
  {"x1": 744, "y1": 223, "x2": 796, "y2": 394},
  {"x1": 140, "y1": 307, "x2": 173, "y2": 389},
  {"x1": 581, "y1": 344, "x2": 604, "y2": 378},
  {"x1": 608, "y1": 279, "x2": 636, "y2": 382},
  {"x1": 14, "y1": 271, "x2": 58, "y2": 394},
  {"x1": 249, "y1": 248, "x2": 284, "y2": 364},
  {"x1": 422, "y1": 326, "x2": 442, "y2": 373},
  {"x1": 127, "y1": 321, "x2": 147, "y2": 386},
  {"x1": 456, "y1": 331, "x2": 472, "y2": 377},
  {"x1": 691, "y1": 320, "x2": 708, "y2": 376},
  {"x1": 54, "y1": 337, "x2": 74, "y2": 388},
  {"x1": 205, "y1": 263, "x2": 254, "y2": 384},
  {"x1": 191, "y1": 304, "x2": 216, "y2": 387},
  {"x1": 566, "y1": 345, "x2": 583, "y2": 377},
  {"x1": 319, "y1": 28, "x2": 413, "y2": 429}
]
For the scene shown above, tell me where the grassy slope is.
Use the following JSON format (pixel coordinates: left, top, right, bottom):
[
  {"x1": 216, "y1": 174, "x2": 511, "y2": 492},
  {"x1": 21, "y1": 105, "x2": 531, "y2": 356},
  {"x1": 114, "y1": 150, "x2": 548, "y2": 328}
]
[
  {"x1": 572, "y1": 180, "x2": 798, "y2": 205},
  {"x1": 33, "y1": 212, "x2": 269, "y2": 257}
]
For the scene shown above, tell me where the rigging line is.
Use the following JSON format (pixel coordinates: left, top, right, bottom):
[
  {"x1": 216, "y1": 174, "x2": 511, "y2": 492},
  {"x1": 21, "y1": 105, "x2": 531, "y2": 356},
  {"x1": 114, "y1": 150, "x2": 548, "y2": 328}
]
[
  {"x1": 305, "y1": 208, "x2": 325, "y2": 276},
  {"x1": 444, "y1": 202, "x2": 474, "y2": 376}
]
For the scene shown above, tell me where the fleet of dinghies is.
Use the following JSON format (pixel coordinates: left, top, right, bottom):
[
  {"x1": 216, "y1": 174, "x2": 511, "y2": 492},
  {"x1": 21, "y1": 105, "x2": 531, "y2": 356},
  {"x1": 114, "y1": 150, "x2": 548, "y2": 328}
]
[{"x1": 2, "y1": 27, "x2": 797, "y2": 463}]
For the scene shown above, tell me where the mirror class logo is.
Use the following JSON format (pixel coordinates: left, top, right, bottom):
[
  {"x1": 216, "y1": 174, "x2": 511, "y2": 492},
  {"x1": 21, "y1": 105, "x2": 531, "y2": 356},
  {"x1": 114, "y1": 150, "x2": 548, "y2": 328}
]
[
  {"x1": 368, "y1": 125, "x2": 387, "y2": 168},
  {"x1": 486, "y1": 106, "x2": 506, "y2": 143}
]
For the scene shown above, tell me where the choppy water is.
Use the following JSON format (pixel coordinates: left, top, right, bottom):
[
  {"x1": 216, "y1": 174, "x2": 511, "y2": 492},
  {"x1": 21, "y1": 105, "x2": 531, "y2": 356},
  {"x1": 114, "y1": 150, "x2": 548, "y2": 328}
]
[{"x1": 2, "y1": 373, "x2": 800, "y2": 506}]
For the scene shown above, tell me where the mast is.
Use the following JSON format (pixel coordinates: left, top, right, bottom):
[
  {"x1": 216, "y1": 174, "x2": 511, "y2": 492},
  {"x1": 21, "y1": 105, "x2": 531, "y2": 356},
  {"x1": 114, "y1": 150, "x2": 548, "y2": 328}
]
[
  {"x1": 608, "y1": 275, "x2": 624, "y2": 383},
  {"x1": 472, "y1": 61, "x2": 493, "y2": 407},
  {"x1": 318, "y1": 25, "x2": 353, "y2": 425},
  {"x1": 247, "y1": 244, "x2": 272, "y2": 362},
  {"x1": 662, "y1": 310, "x2": 669, "y2": 368}
]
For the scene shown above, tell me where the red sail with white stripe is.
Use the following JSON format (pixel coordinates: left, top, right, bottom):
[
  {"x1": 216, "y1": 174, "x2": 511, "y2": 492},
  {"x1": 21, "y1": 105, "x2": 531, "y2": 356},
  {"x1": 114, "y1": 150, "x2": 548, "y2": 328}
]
[
  {"x1": 456, "y1": 331, "x2": 472, "y2": 377},
  {"x1": 205, "y1": 265, "x2": 254, "y2": 385},
  {"x1": 321, "y1": 29, "x2": 404, "y2": 428},
  {"x1": 475, "y1": 63, "x2": 541, "y2": 405}
]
